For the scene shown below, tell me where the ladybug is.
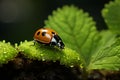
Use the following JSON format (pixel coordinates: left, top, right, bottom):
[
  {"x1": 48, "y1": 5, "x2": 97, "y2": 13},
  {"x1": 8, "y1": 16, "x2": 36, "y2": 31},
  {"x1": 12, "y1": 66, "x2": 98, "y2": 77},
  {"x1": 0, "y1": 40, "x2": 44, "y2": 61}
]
[{"x1": 34, "y1": 28, "x2": 65, "y2": 49}]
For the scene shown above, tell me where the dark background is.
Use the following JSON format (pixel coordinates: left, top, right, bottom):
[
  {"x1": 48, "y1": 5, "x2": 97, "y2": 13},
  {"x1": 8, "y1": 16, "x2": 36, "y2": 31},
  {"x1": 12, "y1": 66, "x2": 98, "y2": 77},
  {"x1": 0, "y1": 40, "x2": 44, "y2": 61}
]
[{"x1": 0, "y1": 0, "x2": 113, "y2": 44}]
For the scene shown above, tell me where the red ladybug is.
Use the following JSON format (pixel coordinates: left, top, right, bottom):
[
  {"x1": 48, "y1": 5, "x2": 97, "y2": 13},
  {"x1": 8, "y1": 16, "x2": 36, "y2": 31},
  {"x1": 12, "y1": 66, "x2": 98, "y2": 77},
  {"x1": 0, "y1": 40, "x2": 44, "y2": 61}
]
[{"x1": 34, "y1": 28, "x2": 65, "y2": 49}]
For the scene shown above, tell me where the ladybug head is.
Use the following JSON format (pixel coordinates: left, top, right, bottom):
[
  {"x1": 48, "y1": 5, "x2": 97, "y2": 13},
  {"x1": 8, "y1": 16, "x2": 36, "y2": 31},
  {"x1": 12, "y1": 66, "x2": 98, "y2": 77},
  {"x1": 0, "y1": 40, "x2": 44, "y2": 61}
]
[{"x1": 50, "y1": 35, "x2": 65, "y2": 49}]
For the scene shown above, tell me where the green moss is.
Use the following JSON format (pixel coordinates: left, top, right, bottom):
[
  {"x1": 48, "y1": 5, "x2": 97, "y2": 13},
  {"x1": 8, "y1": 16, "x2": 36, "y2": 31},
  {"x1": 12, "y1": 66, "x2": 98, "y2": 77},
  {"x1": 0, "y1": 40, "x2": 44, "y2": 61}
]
[
  {"x1": 0, "y1": 40, "x2": 18, "y2": 65},
  {"x1": 18, "y1": 40, "x2": 82, "y2": 67}
]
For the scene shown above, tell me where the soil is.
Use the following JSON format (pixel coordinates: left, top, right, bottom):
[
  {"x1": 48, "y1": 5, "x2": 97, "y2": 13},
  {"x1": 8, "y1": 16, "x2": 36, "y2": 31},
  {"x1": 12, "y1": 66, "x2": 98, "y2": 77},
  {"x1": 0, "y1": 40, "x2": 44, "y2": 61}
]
[{"x1": 0, "y1": 54, "x2": 120, "y2": 80}]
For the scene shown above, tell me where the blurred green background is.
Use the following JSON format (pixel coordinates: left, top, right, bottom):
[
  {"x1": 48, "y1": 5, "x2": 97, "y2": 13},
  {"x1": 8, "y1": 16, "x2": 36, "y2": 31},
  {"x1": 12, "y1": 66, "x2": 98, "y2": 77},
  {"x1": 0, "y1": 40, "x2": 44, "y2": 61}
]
[{"x1": 0, "y1": 0, "x2": 113, "y2": 44}]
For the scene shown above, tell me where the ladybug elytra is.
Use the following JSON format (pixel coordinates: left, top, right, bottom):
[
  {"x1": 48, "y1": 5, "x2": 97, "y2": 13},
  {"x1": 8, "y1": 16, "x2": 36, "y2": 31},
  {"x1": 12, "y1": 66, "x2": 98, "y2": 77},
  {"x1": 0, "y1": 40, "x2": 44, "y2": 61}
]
[{"x1": 34, "y1": 28, "x2": 65, "y2": 49}]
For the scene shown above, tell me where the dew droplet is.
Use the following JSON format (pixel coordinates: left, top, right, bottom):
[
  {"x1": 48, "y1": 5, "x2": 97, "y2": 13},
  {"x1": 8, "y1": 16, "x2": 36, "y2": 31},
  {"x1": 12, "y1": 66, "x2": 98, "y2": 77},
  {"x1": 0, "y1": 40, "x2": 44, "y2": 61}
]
[
  {"x1": 3, "y1": 40, "x2": 5, "y2": 43},
  {"x1": 24, "y1": 40, "x2": 27, "y2": 42},
  {"x1": 7, "y1": 42, "x2": 10, "y2": 45},
  {"x1": 20, "y1": 41, "x2": 23, "y2": 44},
  {"x1": 15, "y1": 43, "x2": 18, "y2": 47},
  {"x1": 42, "y1": 58, "x2": 45, "y2": 61},
  {"x1": 70, "y1": 65, "x2": 74, "y2": 68},
  {"x1": 3, "y1": 51, "x2": 7, "y2": 54},
  {"x1": 40, "y1": 54, "x2": 43, "y2": 57},
  {"x1": 77, "y1": 57, "x2": 80, "y2": 60}
]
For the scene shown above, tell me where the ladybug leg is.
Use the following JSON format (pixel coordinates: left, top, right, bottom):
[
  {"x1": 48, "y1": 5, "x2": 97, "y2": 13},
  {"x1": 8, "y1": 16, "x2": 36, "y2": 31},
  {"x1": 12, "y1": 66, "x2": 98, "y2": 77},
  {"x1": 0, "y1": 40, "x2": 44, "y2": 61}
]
[
  {"x1": 50, "y1": 42, "x2": 57, "y2": 47},
  {"x1": 58, "y1": 41, "x2": 65, "y2": 49}
]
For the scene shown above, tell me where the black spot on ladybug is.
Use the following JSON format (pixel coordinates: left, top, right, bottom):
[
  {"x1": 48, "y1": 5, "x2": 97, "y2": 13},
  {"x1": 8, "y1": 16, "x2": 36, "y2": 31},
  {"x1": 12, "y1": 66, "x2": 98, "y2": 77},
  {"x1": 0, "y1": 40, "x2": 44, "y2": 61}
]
[
  {"x1": 37, "y1": 31, "x2": 40, "y2": 35},
  {"x1": 42, "y1": 32, "x2": 46, "y2": 36},
  {"x1": 52, "y1": 32, "x2": 55, "y2": 34}
]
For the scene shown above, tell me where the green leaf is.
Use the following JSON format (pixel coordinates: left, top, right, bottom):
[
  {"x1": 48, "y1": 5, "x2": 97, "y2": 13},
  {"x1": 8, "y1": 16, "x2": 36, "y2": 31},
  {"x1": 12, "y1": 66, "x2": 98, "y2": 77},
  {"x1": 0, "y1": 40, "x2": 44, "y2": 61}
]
[
  {"x1": 102, "y1": 0, "x2": 120, "y2": 34},
  {"x1": 44, "y1": 5, "x2": 120, "y2": 70},
  {"x1": 88, "y1": 31, "x2": 120, "y2": 70},
  {"x1": 18, "y1": 40, "x2": 82, "y2": 67},
  {"x1": 45, "y1": 6, "x2": 98, "y2": 66},
  {"x1": 0, "y1": 40, "x2": 18, "y2": 65}
]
